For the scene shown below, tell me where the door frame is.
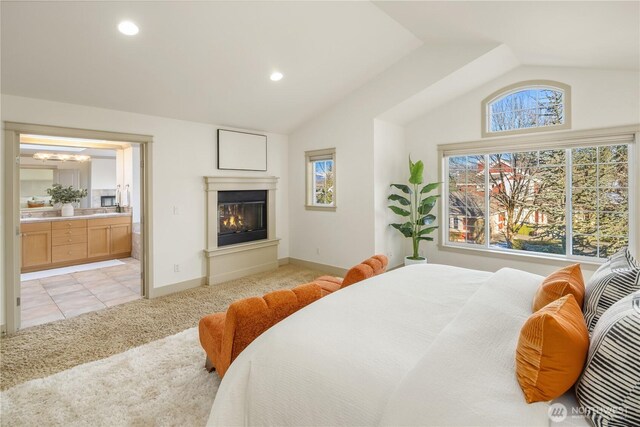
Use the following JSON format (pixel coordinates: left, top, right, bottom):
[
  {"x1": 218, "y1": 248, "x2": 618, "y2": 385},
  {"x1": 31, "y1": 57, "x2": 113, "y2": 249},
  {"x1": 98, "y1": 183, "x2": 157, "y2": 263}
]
[{"x1": 3, "y1": 122, "x2": 154, "y2": 334}]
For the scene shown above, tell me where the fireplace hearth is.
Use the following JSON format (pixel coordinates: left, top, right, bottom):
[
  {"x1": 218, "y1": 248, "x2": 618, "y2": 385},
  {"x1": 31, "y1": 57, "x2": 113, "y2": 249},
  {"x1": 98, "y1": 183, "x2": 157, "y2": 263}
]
[{"x1": 218, "y1": 190, "x2": 267, "y2": 246}]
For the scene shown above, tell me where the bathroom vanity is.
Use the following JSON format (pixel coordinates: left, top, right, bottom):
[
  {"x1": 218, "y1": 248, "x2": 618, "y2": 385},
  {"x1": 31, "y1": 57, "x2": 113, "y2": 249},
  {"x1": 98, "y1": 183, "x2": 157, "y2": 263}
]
[{"x1": 21, "y1": 213, "x2": 132, "y2": 272}]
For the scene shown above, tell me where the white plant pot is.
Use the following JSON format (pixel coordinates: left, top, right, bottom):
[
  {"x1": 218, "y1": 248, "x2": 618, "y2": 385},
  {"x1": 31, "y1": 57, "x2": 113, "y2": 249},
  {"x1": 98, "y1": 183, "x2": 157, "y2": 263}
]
[
  {"x1": 61, "y1": 203, "x2": 75, "y2": 217},
  {"x1": 404, "y1": 256, "x2": 427, "y2": 266}
]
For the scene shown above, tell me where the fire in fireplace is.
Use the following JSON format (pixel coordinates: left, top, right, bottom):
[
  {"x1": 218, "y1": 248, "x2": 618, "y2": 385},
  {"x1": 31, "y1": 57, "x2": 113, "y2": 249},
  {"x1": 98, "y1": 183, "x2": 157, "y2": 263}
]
[{"x1": 218, "y1": 190, "x2": 267, "y2": 246}]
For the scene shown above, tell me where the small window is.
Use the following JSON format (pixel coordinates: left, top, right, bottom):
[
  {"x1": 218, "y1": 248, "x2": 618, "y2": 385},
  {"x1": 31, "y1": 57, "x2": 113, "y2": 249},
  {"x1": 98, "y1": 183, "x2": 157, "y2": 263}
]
[
  {"x1": 482, "y1": 80, "x2": 571, "y2": 137},
  {"x1": 305, "y1": 148, "x2": 336, "y2": 210}
]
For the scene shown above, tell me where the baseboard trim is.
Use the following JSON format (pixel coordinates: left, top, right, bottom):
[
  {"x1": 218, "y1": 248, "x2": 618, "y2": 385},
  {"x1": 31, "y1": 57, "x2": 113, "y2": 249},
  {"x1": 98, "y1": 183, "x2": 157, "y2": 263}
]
[
  {"x1": 278, "y1": 257, "x2": 290, "y2": 266},
  {"x1": 288, "y1": 257, "x2": 347, "y2": 276},
  {"x1": 207, "y1": 261, "x2": 278, "y2": 285},
  {"x1": 149, "y1": 277, "x2": 206, "y2": 298},
  {"x1": 0, "y1": 324, "x2": 6, "y2": 336}
]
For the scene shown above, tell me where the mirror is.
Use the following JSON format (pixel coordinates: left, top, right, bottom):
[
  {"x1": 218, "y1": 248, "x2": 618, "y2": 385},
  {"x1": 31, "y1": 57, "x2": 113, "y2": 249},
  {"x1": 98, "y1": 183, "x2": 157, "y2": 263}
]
[{"x1": 20, "y1": 143, "x2": 119, "y2": 211}]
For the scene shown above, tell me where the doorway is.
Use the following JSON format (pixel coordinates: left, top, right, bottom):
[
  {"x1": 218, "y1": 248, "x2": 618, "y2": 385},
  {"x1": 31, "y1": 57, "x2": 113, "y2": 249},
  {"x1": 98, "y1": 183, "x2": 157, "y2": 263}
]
[{"x1": 4, "y1": 123, "x2": 153, "y2": 334}]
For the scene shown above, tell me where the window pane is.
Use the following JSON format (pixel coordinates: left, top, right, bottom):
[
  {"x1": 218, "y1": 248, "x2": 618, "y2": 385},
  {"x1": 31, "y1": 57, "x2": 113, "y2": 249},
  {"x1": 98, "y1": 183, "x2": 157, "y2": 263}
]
[
  {"x1": 572, "y1": 163, "x2": 597, "y2": 188},
  {"x1": 570, "y1": 145, "x2": 629, "y2": 258},
  {"x1": 572, "y1": 188, "x2": 597, "y2": 211},
  {"x1": 599, "y1": 236, "x2": 629, "y2": 258},
  {"x1": 598, "y1": 145, "x2": 627, "y2": 163},
  {"x1": 598, "y1": 163, "x2": 628, "y2": 188},
  {"x1": 447, "y1": 155, "x2": 485, "y2": 245},
  {"x1": 572, "y1": 234, "x2": 598, "y2": 257},
  {"x1": 539, "y1": 149, "x2": 565, "y2": 166},
  {"x1": 599, "y1": 188, "x2": 628, "y2": 212},
  {"x1": 312, "y1": 160, "x2": 334, "y2": 205},
  {"x1": 488, "y1": 150, "x2": 566, "y2": 254},
  {"x1": 487, "y1": 87, "x2": 564, "y2": 133},
  {"x1": 599, "y1": 212, "x2": 628, "y2": 236},
  {"x1": 572, "y1": 147, "x2": 597, "y2": 164}
]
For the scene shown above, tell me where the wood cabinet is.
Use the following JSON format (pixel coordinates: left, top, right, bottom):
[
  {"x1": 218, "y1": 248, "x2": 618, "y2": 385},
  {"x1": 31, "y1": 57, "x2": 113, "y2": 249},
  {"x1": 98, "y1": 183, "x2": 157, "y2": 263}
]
[
  {"x1": 87, "y1": 225, "x2": 111, "y2": 258},
  {"x1": 21, "y1": 215, "x2": 132, "y2": 273},
  {"x1": 21, "y1": 222, "x2": 52, "y2": 269},
  {"x1": 111, "y1": 223, "x2": 132, "y2": 254},
  {"x1": 87, "y1": 216, "x2": 132, "y2": 259}
]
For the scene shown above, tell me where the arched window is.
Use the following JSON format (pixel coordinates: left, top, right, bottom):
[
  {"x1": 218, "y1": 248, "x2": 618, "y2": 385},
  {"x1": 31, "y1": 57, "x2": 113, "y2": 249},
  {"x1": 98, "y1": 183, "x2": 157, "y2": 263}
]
[{"x1": 482, "y1": 80, "x2": 571, "y2": 137}]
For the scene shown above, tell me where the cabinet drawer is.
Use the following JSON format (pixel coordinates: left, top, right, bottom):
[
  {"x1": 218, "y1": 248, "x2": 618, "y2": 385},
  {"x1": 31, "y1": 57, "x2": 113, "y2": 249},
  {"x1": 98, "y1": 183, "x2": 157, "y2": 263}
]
[
  {"x1": 52, "y1": 229, "x2": 88, "y2": 246},
  {"x1": 21, "y1": 221, "x2": 51, "y2": 232},
  {"x1": 52, "y1": 228, "x2": 87, "y2": 238},
  {"x1": 52, "y1": 243, "x2": 87, "y2": 263},
  {"x1": 88, "y1": 216, "x2": 132, "y2": 227},
  {"x1": 52, "y1": 219, "x2": 88, "y2": 230}
]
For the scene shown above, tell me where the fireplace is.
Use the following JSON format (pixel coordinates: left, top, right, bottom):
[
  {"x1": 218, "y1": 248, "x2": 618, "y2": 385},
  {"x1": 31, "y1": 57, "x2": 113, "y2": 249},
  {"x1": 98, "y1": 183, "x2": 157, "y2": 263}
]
[
  {"x1": 218, "y1": 190, "x2": 267, "y2": 246},
  {"x1": 205, "y1": 176, "x2": 278, "y2": 285}
]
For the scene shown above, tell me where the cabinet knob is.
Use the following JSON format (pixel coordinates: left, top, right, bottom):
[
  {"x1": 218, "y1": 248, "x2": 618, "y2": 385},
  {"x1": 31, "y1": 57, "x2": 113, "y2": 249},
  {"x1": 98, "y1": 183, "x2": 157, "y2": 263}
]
[
  {"x1": 68, "y1": 251, "x2": 72, "y2": 255},
  {"x1": 67, "y1": 231, "x2": 71, "y2": 234},
  {"x1": 68, "y1": 239, "x2": 72, "y2": 242},
  {"x1": 23, "y1": 233, "x2": 27, "y2": 237}
]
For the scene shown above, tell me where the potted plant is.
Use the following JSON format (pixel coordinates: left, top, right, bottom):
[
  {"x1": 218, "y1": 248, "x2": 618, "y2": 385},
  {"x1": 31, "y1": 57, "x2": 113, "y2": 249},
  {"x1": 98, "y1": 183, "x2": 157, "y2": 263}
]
[
  {"x1": 388, "y1": 157, "x2": 440, "y2": 265},
  {"x1": 46, "y1": 184, "x2": 88, "y2": 217}
]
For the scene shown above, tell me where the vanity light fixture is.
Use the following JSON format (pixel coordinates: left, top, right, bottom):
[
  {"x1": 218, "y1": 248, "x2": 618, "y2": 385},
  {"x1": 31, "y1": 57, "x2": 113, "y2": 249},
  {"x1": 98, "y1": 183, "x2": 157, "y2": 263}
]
[
  {"x1": 270, "y1": 71, "x2": 283, "y2": 82},
  {"x1": 118, "y1": 21, "x2": 139, "y2": 36},
  {"x1": 33, "y1": 153, "x2": 91, "y2": 162}
]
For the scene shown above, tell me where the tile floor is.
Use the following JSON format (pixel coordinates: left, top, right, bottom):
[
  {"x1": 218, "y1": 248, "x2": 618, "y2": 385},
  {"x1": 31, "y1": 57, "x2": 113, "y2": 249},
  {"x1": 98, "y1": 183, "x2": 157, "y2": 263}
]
[{"x1": 20, "y1": 258, "x2": 142, "y2": 329}]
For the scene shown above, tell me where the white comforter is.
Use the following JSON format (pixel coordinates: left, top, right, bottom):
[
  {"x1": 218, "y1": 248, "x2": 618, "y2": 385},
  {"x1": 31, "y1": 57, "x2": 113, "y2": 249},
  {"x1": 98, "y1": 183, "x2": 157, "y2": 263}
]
[{"x1": 207, "y1": 264, "x2": 561, "y2": 426}]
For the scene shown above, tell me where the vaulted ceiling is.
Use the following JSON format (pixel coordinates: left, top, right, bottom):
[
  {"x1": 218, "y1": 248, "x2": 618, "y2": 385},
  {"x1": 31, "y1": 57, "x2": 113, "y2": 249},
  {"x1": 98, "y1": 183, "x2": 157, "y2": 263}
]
[{"x1": 2, "y1": 1, "x2": 638, "y2": 134}]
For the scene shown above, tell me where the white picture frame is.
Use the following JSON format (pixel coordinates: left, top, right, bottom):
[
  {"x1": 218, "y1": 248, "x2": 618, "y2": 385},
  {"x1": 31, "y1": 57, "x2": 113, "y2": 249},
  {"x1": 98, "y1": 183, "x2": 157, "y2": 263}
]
[{"x1": 217, "y1": 129, "x2": 267, "y2": 171}]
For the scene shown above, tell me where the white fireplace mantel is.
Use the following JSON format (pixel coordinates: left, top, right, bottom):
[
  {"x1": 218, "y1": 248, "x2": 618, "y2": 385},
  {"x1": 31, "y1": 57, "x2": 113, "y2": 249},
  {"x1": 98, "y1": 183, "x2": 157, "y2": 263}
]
[{"x1": 203, "y1": 176, "x2": 279, "y2": 284}]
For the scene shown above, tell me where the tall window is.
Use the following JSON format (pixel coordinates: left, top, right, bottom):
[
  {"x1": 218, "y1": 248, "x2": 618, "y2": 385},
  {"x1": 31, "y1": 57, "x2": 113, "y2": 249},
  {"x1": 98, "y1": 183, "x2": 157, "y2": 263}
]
[
  {"x1": 482, "y1": 81, "x2": 571, "y2": 137},
  {"x1": 444, "y1": 138, "x2": 633, "y2": 260},
  {"x1": 305, "y1": 148, "x2": 336, "y2": 210}
]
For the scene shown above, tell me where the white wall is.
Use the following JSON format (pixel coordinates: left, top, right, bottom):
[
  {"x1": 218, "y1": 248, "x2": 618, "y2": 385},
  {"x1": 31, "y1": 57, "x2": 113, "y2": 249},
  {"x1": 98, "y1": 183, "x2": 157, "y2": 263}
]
[
  {"x1": 288, "y1": 44, "x2": 499, "y2": 269},
  {"x1": 1, "y1": 95, "x2": 290, "y2": 318},
  {"x1": 90, "y1": 158, "x2": 117, "y2": 190},
  {"x1": 405, "y1": 66, "x2": 640, "y2": 279},
  {"x1": 373, "y1": 119, "x2": 407, "y2": 268}
]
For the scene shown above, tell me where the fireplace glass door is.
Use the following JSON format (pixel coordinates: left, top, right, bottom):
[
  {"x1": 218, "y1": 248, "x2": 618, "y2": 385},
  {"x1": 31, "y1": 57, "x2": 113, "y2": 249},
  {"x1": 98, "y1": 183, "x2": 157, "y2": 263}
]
[{"x1": 218, "y1": 190, "x2": 267, "y2": 246}]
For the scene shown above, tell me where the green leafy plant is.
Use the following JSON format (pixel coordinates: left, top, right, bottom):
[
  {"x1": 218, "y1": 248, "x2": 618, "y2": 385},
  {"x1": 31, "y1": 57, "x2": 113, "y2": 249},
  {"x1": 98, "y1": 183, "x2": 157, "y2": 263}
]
[
  {"x1": 46, "y1": 184, "x2": 88, "y2": 205},
  {"x1": 388, "y1": 157, "x2": 440, "y2": 260}
]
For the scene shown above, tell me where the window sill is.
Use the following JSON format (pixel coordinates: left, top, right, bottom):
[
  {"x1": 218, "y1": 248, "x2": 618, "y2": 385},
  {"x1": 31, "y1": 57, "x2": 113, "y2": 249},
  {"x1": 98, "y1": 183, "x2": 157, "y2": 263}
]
[
  {"x1": 439, "y1": 242, "x2": 606, "y2": 266},
  {"x1": 305, "y1": 204, "x2": 336, "y2": 212}
]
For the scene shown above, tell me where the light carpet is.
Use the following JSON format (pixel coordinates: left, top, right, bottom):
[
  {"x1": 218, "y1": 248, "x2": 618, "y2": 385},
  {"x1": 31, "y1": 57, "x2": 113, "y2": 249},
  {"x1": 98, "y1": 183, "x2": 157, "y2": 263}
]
[
  {"x1": 1, "y1": 264, "x2": 327, "y2": 390},
  {"x1": 1, "y1": 327, "x2": 218, "y2": 426}
]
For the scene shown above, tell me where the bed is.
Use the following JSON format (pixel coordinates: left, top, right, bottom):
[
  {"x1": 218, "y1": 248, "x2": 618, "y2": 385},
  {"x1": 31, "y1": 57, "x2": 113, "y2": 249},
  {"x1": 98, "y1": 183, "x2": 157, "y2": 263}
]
[{"x1": 207, "y1": 264, "x2": 588, "y2": 426}]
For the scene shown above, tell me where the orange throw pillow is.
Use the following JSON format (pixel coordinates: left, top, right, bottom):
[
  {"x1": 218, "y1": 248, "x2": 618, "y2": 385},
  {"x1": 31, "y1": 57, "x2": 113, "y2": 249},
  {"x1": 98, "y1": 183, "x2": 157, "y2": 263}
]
[
  {"x1": 532, "y1": 264, "x2": 585, "y2": 312},
  {"x1": 516, "y1": 294, "x2": 589, "y2": 403}
]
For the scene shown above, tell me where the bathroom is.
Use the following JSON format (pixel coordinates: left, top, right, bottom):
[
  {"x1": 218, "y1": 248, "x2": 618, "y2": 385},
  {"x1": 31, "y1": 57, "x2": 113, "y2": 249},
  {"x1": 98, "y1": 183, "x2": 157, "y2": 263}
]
[{"x1": 19, "y1": 134, "x2": 143, "y2": 328}]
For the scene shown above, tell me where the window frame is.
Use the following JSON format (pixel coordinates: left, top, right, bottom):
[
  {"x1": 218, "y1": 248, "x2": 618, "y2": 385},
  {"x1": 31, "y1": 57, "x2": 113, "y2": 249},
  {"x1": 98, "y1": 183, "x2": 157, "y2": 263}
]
[
  {"x1": 305, "y1": 147, "x2": 336, "y2": 211},
  {"x1": 481, "y1": 80, "x2": 572, "y2": 138},
  {"x1": 438, "y1": 125, "x2": 639, "y2": 264}
]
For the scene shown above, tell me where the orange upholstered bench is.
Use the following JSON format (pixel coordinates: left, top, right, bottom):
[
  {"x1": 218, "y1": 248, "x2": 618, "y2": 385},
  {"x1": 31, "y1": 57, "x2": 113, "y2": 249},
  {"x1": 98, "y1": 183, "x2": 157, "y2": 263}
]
[
  {"x1": 314, "y1": 254, "x2": 388, "y2": 294},
  {"x1": 198, "y1": 282, "x2": 324, "y2": 378}
]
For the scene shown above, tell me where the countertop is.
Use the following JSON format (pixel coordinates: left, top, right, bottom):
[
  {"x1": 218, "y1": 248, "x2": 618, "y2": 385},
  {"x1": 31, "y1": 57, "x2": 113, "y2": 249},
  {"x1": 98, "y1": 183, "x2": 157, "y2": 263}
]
[{"x1": 20, "y1": 212, "x2": 132, "y2": 223}]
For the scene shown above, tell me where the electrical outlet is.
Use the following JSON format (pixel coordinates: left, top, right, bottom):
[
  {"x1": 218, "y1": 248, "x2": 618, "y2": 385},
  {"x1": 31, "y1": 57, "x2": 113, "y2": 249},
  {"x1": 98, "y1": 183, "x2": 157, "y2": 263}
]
[
  {"x1": 173, "y1": 264, "x2": 180, "y2": 273},
  {"x1": 316, "y1": 248, "x2": 320, "y2": 255},
  {"x1": 173, "y1": 206, "x2": 179, "y2": 215}
]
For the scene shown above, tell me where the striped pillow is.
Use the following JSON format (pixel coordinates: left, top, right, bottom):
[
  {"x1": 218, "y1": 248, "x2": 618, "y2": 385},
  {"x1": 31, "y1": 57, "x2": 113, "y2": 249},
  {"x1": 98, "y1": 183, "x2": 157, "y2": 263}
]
[
  {"x1": 575, "y1": 291, "x2": 640, "y2": 427},
  {"x1": 583, "y1": 247, "x2": 640, "y2": 332}
]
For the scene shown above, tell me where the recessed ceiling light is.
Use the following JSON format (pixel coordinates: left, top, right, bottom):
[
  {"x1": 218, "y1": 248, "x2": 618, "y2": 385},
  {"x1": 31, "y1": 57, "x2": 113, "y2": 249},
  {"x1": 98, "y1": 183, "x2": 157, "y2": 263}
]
[
  {"x1": 118, "y1": 21, "x2": 139, "y2": 36},
  {"x1": 270, "y1": 72, "x2": 283, "y2": 82}
]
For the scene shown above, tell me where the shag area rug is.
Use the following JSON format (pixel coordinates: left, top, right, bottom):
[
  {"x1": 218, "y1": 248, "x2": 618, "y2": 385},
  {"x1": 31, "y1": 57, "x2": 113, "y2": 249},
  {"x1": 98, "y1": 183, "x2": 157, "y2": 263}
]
[
  {"x1": 1, "y1": 327, "x2": 218, "y2": 426},
  {"x1": 1, "y1": 264, "x2": 327, "y2": 390}
]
